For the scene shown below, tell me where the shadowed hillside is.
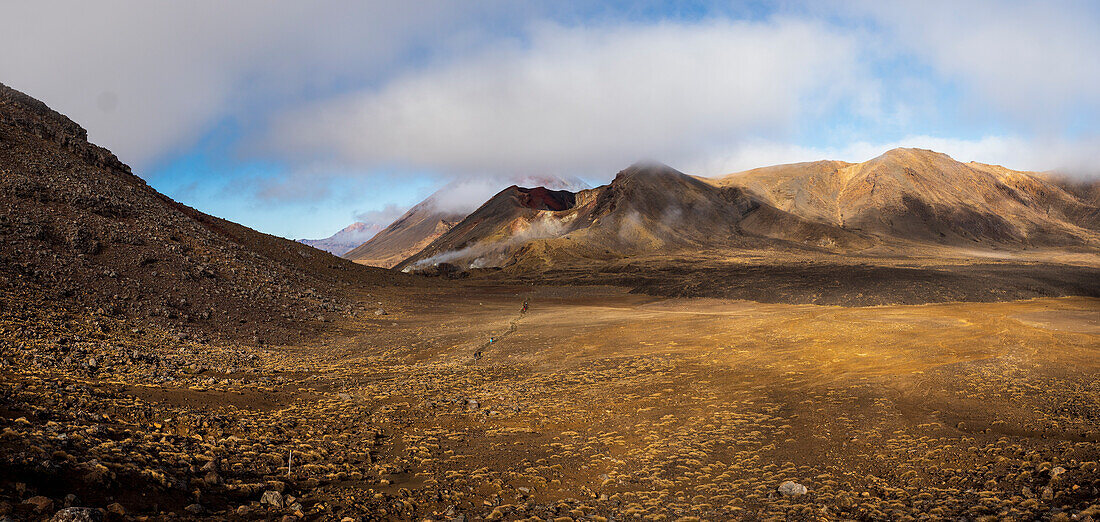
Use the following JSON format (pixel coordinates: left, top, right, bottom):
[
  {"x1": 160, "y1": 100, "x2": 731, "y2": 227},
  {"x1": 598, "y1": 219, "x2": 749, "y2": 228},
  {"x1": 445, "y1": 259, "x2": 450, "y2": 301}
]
[{"x1": 0, "y1": 82, "x2": 407, "y2": 345}]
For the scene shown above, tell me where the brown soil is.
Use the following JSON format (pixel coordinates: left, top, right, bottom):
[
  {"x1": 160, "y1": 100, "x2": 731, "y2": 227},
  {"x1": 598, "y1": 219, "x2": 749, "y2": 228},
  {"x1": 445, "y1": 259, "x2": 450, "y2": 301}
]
[{"x1": 3, "y1": 281, "x2": 1097, "y2": 520}]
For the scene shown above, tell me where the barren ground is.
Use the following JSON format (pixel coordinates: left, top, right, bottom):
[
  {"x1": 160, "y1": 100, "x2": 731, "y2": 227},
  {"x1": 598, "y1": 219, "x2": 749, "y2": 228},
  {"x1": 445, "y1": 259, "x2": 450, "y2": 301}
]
[{"x1": 3, "y1": 281, "x2": 1098, "y2": 521}]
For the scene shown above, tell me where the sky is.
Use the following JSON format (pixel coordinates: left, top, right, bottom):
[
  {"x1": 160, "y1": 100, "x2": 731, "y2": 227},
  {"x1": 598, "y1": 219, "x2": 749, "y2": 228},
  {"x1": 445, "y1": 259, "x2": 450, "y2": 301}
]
[{"x1": 2, "y1": 0, "x2": 1098, "y2": 239}]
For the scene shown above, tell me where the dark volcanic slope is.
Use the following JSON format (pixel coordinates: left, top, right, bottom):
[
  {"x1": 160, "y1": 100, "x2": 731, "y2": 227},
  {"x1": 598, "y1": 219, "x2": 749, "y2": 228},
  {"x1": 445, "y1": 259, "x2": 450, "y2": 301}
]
[
  {"x1": 523, "y1": 257, "x2": 1100, "y2": 306},
  {"x1": 346, "y1": 176, "x2": 588, "y2": 268},
  {"x1": 0, "y1": 82, "x2": 405, "y2": 344}
]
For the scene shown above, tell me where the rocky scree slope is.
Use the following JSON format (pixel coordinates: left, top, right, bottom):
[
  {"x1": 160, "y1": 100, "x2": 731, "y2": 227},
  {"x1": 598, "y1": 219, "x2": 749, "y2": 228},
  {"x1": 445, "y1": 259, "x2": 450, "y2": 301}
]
[{"x1": 0, "y1": 82, "x2": 406, "y2": 346}]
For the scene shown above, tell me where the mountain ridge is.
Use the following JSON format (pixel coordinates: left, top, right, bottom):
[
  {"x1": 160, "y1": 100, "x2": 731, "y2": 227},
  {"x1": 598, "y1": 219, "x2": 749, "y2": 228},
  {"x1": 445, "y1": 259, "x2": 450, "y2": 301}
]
[
  {"x1": 718, "y1": 147, "x2": 1100, "y2": 245},
  {"x1": 396, "y1": 149, "x2": 1099, "y2": 273},
  {"x1": 399, "y1": 162, "x2": 870, "y2": 271}
]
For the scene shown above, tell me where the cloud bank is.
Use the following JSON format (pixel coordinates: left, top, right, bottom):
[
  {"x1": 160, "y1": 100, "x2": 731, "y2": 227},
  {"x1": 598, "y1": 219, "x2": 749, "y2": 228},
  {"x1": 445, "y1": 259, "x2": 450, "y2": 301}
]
[
  {"x1": 849, "y1": 0, "x2": 1100, "y2": 127},
  {"x1": 355, "y1": 204, "x2": 409, "y2": 229},
  {"x1": 272, "y1": 19, "x2": 869, "y2": 176},
  {"x1": 2, "y1": 0, "x2": 1098, "y2": 186},
  {"x1": 0, "y1": 0, "x2": 504, "y2": 168}
]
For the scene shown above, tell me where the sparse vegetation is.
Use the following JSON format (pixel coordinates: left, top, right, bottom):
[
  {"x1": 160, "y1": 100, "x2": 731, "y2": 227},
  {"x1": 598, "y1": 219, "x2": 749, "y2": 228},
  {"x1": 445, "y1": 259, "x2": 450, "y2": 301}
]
[{"x1": 2, "y1": 285, "x2": 1098, "y2": 520}]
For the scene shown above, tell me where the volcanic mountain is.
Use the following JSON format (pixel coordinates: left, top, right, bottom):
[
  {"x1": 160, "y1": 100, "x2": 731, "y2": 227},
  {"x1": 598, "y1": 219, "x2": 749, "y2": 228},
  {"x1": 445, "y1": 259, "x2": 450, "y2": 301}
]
[
  {"x1": 345, "y1": 176, "x2": 587, "y2": 268},
  {"x1": 718, "y1": 148, "x2": 1100, "y2": 245},
  {"x1": 299, "y1": 221, "x2": 384, "y2": 256},
  {"x1": 398, "y1": 162, "x2": 868, "y2": 271},
  {"x1": 0, "y1": 82, "x2": 402, "y2": 344},
  {"x1": 399, "y1": 153, "x2": 1100, "y2": 272},
  {"x1": 344, "y1": 195, "x2": 468, "y2": 269}
]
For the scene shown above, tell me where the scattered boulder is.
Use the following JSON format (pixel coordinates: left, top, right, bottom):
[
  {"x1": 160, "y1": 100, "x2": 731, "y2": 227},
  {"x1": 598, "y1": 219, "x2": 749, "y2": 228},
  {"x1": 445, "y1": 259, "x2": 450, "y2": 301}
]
[
  {"x1": 778, "y1": 481, "x2": 808, "y2": 497},
  {"x1": 260, "y1": 490, "x2": 285, "y2": 508}
]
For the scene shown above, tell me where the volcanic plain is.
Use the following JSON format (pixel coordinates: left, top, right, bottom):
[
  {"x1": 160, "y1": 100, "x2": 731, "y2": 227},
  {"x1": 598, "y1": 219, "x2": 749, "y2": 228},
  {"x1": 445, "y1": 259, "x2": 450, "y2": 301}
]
[{"x1": 3, "y1": 278, "x2": 1099, "y2": 520}]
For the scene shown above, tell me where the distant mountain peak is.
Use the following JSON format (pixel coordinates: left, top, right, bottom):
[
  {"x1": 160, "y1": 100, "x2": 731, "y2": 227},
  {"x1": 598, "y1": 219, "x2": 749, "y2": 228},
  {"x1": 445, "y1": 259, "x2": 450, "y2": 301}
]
[
  {"x1": 627, "y1": 159, "x2": 674, "y2": 168},
  {"x1": 619, "y1": 160, "x2": 681, "y2": 174},
  {"x1": 298, "y1": 221, "x2": 383, "y2": 256},
  {"x1": 341, "y1": 222, "x2": 377, "y2": 232},
  {"x1": 611, "y1": 162, "x2": 692, "y2": 187},
  {"x1": 875, "y1": 147, "x2": 956, "y2": 163}
]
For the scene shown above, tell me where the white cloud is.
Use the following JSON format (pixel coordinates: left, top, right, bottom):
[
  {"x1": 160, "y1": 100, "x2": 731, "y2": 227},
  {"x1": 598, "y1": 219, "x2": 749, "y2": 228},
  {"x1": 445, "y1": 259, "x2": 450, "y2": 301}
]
[
  {"x1": 5, "y1": 0, "x2": 1097, "y2": 186},
  {"x1": 354, "y1": 204, "x2": 408, "y2": 227},
  {"x1": 271, "y1": 18, "x2": 871, "y2": 177},
  {"x1": 846, "y1": 0, "x2": 1100, "y2": 127},
  {"x1": 0, "y1": 1, "x2": 499, "y2": 169}
]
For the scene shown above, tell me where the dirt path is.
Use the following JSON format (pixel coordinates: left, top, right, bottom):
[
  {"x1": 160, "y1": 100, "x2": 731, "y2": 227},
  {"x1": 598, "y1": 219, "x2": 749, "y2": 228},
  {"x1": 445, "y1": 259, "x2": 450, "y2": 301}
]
[{"x1": 472, "y1": 298, "x2": 530, "y2": 362}]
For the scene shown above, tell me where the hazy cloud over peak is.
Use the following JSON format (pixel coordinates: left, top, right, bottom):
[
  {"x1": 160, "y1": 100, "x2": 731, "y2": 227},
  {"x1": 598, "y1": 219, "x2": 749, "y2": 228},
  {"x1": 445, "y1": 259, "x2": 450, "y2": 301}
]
[
  {"x1": 4, "y1": 0, "x2": 1096, "y2": 180},
  {"x1": 354, "y1": 204, "x2": 409, "y2": 228}
]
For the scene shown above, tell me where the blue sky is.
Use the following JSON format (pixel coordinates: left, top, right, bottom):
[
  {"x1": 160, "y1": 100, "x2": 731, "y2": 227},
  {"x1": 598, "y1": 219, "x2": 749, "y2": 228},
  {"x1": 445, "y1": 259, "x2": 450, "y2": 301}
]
[{"x1": 3, "y1": 1, "x2": 1098, "y2": 239}]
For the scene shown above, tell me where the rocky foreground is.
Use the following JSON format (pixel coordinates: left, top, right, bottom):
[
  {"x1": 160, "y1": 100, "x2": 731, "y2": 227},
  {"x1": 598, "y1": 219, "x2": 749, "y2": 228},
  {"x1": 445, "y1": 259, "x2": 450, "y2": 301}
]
[{"x1": 3, "y1": 284, "x2": 1099, "y2": 521}]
